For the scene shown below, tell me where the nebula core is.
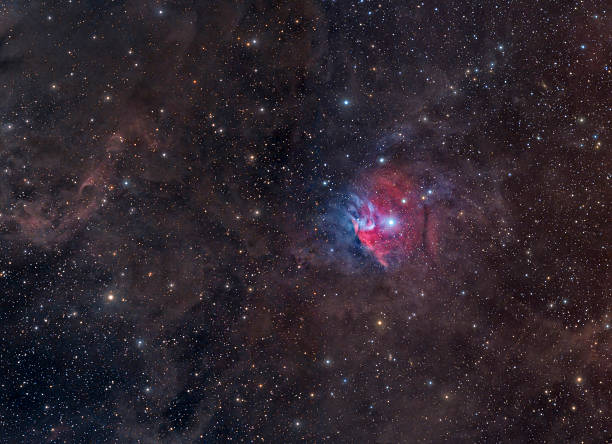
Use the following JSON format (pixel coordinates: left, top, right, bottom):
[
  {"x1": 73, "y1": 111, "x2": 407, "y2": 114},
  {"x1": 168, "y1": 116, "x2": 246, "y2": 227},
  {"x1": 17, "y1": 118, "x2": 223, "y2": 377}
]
[{"x1": 348, "y1": 168, "x2": 432, "y2": 266}]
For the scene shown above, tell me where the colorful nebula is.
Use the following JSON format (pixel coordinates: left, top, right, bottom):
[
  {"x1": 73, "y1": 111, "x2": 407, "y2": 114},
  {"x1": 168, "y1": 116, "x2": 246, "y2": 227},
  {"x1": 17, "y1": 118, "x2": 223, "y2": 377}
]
[{"x1": 348, "y1": 168, "x2": 427, "y2": 266}]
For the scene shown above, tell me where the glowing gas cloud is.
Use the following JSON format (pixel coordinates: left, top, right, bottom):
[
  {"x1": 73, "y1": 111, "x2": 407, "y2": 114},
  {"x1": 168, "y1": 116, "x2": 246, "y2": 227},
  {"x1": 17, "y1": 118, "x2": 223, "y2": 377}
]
[{"x1": 347, "y1": 168, "x2": 429, "y2": 266}]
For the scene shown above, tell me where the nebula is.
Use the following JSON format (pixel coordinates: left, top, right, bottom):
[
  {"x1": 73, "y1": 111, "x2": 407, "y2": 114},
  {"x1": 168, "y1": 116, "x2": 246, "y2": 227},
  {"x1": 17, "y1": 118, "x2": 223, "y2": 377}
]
[{"x1": 348, "y1": 167, "x2": 430, "y2": 266}]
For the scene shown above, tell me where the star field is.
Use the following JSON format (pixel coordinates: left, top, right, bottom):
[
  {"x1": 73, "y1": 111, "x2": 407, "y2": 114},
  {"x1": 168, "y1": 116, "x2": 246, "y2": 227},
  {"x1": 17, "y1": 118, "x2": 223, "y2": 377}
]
[{"x1": 0, "y1": 1, "x2": 609, "y2": 442}]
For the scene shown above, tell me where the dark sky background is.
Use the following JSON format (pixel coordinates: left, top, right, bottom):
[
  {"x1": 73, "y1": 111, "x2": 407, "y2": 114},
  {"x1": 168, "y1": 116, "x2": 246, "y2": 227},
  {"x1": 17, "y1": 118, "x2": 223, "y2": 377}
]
[{"x1": 0, "y1": 0, "x2": 609, "y2": 442}]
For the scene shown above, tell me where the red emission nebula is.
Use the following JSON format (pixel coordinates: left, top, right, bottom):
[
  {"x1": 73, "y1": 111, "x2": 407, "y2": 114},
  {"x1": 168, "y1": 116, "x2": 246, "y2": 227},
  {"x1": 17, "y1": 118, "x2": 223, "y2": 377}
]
[{"x1": 350, "y1": 168, "x2": 437, "y2": 266}]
